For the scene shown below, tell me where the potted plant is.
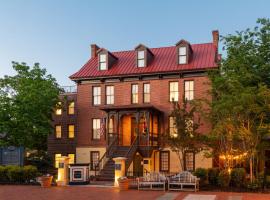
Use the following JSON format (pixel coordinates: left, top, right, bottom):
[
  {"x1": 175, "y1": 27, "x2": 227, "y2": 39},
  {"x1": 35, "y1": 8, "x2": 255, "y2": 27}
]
[
  {"x1": 118, "y1": 177, "x2": 129, "y2": 190},
  {"x1": 38, "y1": 174, "x2": 53, "y2": 188}
]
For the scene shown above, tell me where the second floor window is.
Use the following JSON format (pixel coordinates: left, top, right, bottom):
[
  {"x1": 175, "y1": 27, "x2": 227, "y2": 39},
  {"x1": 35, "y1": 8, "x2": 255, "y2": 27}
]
[
  {"x1": 143, "y1": 83, "x2": 150, "y2": 103},
  {"x1": 169, "y1": 117, "x2": 177, "y2": 137},
  {"x1": 131, "y1": 84, "x2": 138, "y2": 104},
  {"x1": 55, "y1": 102, "x2": 62, "y2": 115},
  {"x1": 178, "y1": 46, "x2": 187, "y2": 64},
  {"x1": 68, "y1": 101, "x2": 75, "y2": 115},
  {"x1": 106, "y1": 86, "x2": 114, "y2": 105},
  {"x1": 93, "y1": 86, "x2": 101, "y2": 105},
  {"x1": 68, "y1": 125, "x2": 75, "y2": 138},
  {"x1": 169, "y1": 82, "x2": 179, "y2": 102},
  {"x1": 55, "y1": 125, "x2": 62, "y2": 138},
  {"x1": 99, "y1": 54, "x2": 107, "y2": 70},
  {"x1": 92, "y1": 119, "x2": 101, "y2": 139},
  {"x1": 137, "y1": 50, "x2": 145, "y2": 67},
  {"x1": 184, "y1": 80, "x2": 194, "y2": 101}
]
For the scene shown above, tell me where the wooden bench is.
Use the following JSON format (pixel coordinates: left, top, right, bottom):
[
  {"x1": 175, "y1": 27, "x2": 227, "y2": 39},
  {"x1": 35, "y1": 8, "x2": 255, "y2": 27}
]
[
  {"x1": 137, "y1": 172, "x2": 167, "y2": 191},
  {"x1": 168, "y1": 171, "x2": 200, "y2": 192}
]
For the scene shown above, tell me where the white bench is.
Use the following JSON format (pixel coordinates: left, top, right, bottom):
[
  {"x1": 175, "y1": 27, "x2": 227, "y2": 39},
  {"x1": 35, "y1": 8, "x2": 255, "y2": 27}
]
[
  {"x1": 168, "y1": 171, "x2": 200, "y2": 192},
  {"x1": 137, "y1": 172, "x2": 167, "y2": 191}
]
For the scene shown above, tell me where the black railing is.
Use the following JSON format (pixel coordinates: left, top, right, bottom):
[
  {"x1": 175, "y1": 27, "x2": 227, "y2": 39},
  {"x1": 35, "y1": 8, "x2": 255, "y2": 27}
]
[
  {"x1": 94, "y1": 136, "x2": 118, "y2": 176},
  {"x1": 125, "y1": 136, "x2": 139, "y2": 170},
  {"x1": 60, "y1": 86, "x2": 77, "y2": 94}
]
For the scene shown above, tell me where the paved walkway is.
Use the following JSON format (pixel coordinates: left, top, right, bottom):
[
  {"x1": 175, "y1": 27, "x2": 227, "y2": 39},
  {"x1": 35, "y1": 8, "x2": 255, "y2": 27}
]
[{"x1": 0, "y1": 185, "x2": 270, "y2": 200}]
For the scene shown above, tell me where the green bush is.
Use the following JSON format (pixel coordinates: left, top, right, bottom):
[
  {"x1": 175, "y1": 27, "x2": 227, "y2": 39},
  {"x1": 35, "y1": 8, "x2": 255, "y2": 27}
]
[
  {"x1": 23, "y1": 165, "x2": 39, "y2": 182},
  {"x1": 231, "y1": 168, "x2": 246, "y2": 187},
  {"x1": 208, "y1": 168, "x2": 220, "y2": 186},
  {"x1": 0, "y1": 166, "x2": 8, "y2": 182},
  {"x1": 0, "y1": 165, "x2": 39, "y2": 183},
  {"x1": 194, "y1": 168, "x2": 208, "y2": 185},
  {"x1": 218, "y1": 169, "x2": 231, "y2": 187}
]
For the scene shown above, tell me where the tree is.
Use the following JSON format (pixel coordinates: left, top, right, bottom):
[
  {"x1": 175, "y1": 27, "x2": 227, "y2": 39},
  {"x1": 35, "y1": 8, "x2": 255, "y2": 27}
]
[
  {"x1": 165, "y1": 99, "x2": 205, "y2": 171},
  {"x1": 208, "y1": 18, "x2": 270, "y2": 182},
  {"x1": 0, "y1": 62, "x2": 60, "y2": 151}
]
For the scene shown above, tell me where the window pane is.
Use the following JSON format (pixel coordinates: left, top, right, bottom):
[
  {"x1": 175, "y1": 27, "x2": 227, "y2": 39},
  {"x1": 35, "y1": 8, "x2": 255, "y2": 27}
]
[
  {"x1": 169, "y1": 82, "x2": 178, "y2": 101},
  {"x1": 55, "y1": 154, "x2": 62, "y2": 168},
  {"x1": 179, "y1": 55, "x2": 187, "y2": 64},
  {"x1": 55, "y1": 125, "x2": 61, "y2": 138},
  {"x1": 138, "y1": 51, "x2": 145, "y2": 59},
  {"x1": 90, "y1": 152, "x2": 100, "y2": 170},
  {"x1": 100, "y1": 62, "x2": 107, "y2": 70},
  {"x1": 93, "y1": 119, "x2": 101, "y2": 139},
  {"x1": 109, "y1": 118, "x2": 114, "y2": 133},
  {"x1": 106, "y1": 86, "x2": 114, "y2": 104},
  {"x1": 68, "y1": 101, "x2": 75, "y2": 115},
  {"x1": 185, "y1": 152, "x2": 194, "y2": 171},
  {"x1": 68, "y1": 154, "x2": 75, "y2": 164},
  {"x1": 184, "y1": 81, "x2": 194, "y2": 101},
  {"x1": 93, "y1": 87, "x2": 101, "y2": 105},
  {"x1": 160, "y1": 151, "x2": 169, "y2": 172},
  {"x1": 68, "y1": 125, "x2": 75, "y2": 138},
  {"x1": 138, "y1": 59, "x2": 145, "y2": 67},
  {"x1": 143, "y1": 83, "x2": 150, "y2": 103},
  {"x1": 55, "y1": 102, "x2": 62, "y2": 115},
  {"x1": 179, "y1": 47, "x2": 187, "y2": 55},
  {"x1": 99, "y1": 54, "x2": 106, "y2": 62}
]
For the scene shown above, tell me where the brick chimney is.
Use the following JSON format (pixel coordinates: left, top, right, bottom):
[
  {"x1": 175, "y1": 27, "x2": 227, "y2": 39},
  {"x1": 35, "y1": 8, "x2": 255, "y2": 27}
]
[
  {"x1": 91, "y1": 44, "x2": 100, "y2": 58},
  {"x1": 212, "y1": 30, "x2": 219, "y2": 48}
]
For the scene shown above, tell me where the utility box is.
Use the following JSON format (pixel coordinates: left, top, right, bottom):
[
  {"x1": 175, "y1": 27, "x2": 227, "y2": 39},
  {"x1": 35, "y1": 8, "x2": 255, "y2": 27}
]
[{"x1": 69, "y1": 164, "x2": 89, "y2": 185}]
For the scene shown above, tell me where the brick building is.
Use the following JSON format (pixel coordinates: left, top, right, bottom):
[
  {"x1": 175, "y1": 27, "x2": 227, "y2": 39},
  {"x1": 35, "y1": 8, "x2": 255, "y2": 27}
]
[{"x1": 49, "y1": 31, "x2": 219, "y2": 180}]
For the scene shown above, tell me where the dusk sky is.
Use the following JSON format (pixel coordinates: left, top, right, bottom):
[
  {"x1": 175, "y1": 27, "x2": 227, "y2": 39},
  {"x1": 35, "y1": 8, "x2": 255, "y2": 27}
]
[{"x1": 1, "y1": 0, "x2": 270, "y2": 86}]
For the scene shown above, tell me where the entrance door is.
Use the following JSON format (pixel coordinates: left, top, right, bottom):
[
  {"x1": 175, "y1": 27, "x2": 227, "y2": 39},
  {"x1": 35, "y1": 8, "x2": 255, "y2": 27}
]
[
  {"x1": 133, "y1": 153, "x2": 143, "y2": 177},
  {"x1": 122, "y1": 115, "x2": 131, "y2": 146}
]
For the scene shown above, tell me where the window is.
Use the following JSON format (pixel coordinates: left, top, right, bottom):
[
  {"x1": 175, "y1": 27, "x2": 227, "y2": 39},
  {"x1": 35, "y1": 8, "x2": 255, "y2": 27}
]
[
  {"x1": 93, "y1": 86, "x2": 101, "y2": 105},
  {"x1": 185, "y1": 152, "x2": 195, "y2": 171},
  {"x1": 179, "y1": 46, "x2": 187, "y2": 64},
  {"x1": 169, "y1": 117, "x2": 177, "y2": 137},
  {"x1": 160, "y1": 151, "x2": 170, "y2": 172},
  {"x1": 99, "y1": 54, "x2": 107, "y2": 70},
  {"x1": 55, "y1": 102, "x2": 62, "y2": 115},
  {"x1": 68, "y1": 101, "x2": 75, "y2": 115},
  {"x1": 106, "y1": 86, "x2": 114, "y2": 105},
  {"x1": 68, "y1": 154, "x2": 75, "y2": 164},
  {"x1": 184, "y1": 80, "x2": 194, "y2": 100},
  {"x1": 185, "y1": 119, "x2": 194, "y2": 134},
  {"x1": 68, "y1": 125, "x2": 75, "y2": 138},
  {"x1": 55, "y1": 125, "x2": 61, "y2": 138},
  {"x1": 90, "y1": 151, "x2": 100, "y2": 170},
  {"x1": 92, "y1": 119, "x2": 101, "y2": 139},
  {"x1": 55, "y1": 154, "x2": 62, "y2": 168},
  {"x1": 143, "y1": 83, "x2": 150, "y2": 103},
  {"x1": 131, "y1": 84, "x2": 138, "y2": 104},
  {"x1": 137, "y1": 50, "x2": 145, "y2": 67},
  {"x1": 169, "y1": 82, "x2": 179, "y2": 102},
  {"x1": 108, "y1": 117, "x2": 114, "y2": 133}
]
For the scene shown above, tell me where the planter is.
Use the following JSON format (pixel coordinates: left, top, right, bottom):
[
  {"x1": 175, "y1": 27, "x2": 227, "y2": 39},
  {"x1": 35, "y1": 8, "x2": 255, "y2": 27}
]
[
  {"x1": 38, "y1": 176, "x2": 53, "y2": 188},
  {"x1": 118, "y1": 178, "x2": 129, "y2": 191}
]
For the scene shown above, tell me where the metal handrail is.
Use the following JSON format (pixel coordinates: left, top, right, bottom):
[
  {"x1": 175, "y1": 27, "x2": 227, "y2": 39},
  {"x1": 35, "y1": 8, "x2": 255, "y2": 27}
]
[
  {"x1": 125, "y1": 136, "x2": 139, "y2": 169},
  {"x1": 94, "y1": 136, "x2": 118, "y2": 176}
]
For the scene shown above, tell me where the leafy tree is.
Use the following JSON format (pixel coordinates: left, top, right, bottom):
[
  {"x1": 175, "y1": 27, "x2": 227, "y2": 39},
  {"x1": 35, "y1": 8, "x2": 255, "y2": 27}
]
[
  {"x1": 208, "y1": 18, "x2": 270, "y2": 182},
  {"x1": 0, "y1": 62, "x2": 60, "y2": 151},
  {"x1": 165, "y1": 99, "x2": 205, "y2": 171}
]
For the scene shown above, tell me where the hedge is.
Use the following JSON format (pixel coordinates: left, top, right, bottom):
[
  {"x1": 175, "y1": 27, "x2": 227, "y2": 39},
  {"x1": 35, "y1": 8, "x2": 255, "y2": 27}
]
[{"x1": 0, "y1": 165, "x2": 40, "y2": 183}]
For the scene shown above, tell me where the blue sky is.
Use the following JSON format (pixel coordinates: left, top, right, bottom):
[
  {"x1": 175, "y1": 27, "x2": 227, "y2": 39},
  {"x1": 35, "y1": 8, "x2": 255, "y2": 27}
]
[{"x1": 0, "y1": 0, "x2": 270, "y2": 86}]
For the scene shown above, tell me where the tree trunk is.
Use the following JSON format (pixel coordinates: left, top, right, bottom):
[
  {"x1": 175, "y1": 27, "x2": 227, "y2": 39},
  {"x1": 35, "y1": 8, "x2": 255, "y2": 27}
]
[{"x1": 250, "y1": 157, "x2": 253, "y2": 183}]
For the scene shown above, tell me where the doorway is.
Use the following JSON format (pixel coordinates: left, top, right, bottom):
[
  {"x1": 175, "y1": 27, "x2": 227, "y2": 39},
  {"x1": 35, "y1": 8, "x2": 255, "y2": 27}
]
[{"x1": 133, "y1": 153, "x2": 143, "y2": 177}]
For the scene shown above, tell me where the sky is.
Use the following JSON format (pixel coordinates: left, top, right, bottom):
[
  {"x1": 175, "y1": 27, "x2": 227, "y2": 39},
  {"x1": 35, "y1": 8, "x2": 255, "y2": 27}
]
[{"x1": 0, "y1": 0, "x2": 270, "y2": 86}]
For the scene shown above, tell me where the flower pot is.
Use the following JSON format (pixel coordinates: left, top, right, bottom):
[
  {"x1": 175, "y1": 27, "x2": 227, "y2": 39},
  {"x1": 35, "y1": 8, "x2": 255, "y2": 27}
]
[
  {"x1": 39, "y1": 176, "x2": 53, "y2": 188},
  {"x1": 118, "y1": 178, "x2": 129, "y2": 191}
]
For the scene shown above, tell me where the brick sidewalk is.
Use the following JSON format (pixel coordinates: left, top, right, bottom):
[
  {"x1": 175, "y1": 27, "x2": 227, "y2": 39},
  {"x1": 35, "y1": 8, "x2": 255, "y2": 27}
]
[{"x1": 0, "y1": 185, "x2": 270, "y2": 200}]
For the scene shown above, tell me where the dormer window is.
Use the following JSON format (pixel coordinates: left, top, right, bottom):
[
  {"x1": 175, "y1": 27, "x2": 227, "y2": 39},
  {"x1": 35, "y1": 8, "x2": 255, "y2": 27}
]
[
  {"x1": 99, "y1": 54, "x2": 107, "y2": 70},
  {"x1": 176, "y1": 39, "x2": 193, "y2": 65},
  {"x1": 178, "y1": 46, "x2": 187, "y2": 64},
  {"x1": 137, "y1": 50, "x2": 145, "y2": 67}
]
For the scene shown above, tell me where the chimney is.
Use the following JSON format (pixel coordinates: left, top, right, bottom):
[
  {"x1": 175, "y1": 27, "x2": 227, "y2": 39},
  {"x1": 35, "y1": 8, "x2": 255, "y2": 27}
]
[
  {"x1": 212, "y1": 30, "x2": 219, "y2": 48},
  {"x1": 91, "y1": 44, "x2": 100, "y2": 59}
]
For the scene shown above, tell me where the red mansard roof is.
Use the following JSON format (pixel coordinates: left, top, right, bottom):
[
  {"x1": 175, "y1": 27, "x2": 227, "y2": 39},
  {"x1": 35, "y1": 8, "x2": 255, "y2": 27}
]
[{"x1": 70, "y1": 43, "x2": 218, "y2": 80}]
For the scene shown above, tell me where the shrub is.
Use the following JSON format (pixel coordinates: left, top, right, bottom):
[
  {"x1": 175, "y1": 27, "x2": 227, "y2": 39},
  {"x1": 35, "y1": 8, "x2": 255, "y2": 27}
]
[
  {"x1": 23, "y1": 165, "x2": 39, "y2": 182},
  {"x1": 208, "y1": 168, "x2": 220, "y2": 186},
  {"x1": 231, "y1": 168, "x2": 246, "y2": 187},
  {"x1": 218, "y1": 169, "x2": 231, "y2": 187},
  {"x1": 194, "y1": 168, "x2": 208, "y2": 185},
  {"x1": 6, "y1": 166, "x2": 24, "y2": 183},
  {"x1": 0, "y1": 166, "x2": 8, "y2": 182}
]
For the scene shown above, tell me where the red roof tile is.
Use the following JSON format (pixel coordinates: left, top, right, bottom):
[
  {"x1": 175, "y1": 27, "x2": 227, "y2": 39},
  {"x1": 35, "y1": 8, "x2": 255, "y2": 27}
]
[{"x1": 70, "y1": 43, "x2": 218, "y2": 80}]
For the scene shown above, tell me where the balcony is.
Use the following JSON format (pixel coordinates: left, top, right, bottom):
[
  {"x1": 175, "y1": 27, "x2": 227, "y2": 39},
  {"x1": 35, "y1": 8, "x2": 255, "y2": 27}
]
[{"x1": 60, "y1": 86, "x2": 77, "y2": 94}]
